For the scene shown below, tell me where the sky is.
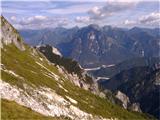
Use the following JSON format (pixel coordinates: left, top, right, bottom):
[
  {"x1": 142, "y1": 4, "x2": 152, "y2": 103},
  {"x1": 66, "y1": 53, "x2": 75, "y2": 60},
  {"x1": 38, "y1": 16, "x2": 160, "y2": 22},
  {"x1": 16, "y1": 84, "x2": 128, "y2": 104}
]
[{"x1": 1, "y1": 0, "x2": 160, "y2": 29}]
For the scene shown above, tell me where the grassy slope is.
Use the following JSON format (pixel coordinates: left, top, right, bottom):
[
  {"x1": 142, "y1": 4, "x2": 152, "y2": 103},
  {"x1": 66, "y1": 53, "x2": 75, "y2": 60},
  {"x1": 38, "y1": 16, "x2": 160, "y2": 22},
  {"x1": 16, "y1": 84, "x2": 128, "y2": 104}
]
[
  {"x1": 1, "y1": 44, "x2": 153, "y2": 120},
  {"x1": 1, "y1": 99, "x2": 60, "y2": 120}
]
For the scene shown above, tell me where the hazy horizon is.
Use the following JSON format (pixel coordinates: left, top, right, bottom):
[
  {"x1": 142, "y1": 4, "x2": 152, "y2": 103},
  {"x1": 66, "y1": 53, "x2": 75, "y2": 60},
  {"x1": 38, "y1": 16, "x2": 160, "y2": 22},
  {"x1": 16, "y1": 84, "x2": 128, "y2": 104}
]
[{"x1": 1, "y1": 0, "x2": 159, "y2": 30}]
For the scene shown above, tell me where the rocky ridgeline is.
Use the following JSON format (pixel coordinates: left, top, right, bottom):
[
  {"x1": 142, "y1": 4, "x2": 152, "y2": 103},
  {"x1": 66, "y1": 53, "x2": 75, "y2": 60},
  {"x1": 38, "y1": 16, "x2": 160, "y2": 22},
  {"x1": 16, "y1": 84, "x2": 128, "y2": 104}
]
[
  {"x1": 21, "y1": 24, "x2": 160, "y2": 68},
  {"x1": 36, "y1": 45, "x2": 99, "y2": 92},
  {"x1": 1, "y1": 16, "x2": 25, "y2": 50},
  {"x1": 115, "y1": 91, "x2": 141, "y2": 112}
]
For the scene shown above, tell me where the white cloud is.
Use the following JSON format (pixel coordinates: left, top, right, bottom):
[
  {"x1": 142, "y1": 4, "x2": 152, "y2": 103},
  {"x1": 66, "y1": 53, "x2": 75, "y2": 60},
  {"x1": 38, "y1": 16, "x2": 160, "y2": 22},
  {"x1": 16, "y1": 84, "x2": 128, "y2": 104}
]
[
  {"x1": 75, "y1": 2, "x2": 135, "y2": 24},
  {"x1": 75, "y1": 16, "x2": 91, "y2": 23},
  {"x1": 123, "y1": 12, "x2": 160, "y2": 27},
  {"x1": 124, "y1": 20, "x2": 136, "y2": 25},
  {"x1": 139, "y1": 12, "x2": 160, "y2": 24},
  {"x1": 10, "y1": 15, "x2": 69, "y2": 29},
  {"x1": 4, "y1": 0, "x2": 159, "y2": 28},
  {"x1": 89, "y1": 6, "x2": 101, "y2": 16},
  {"x1": 88, "y1": 2, "x2": 135, "y2": 20},
  {"x1": 19, "y1": 15, "x2": 47, "y2": 25},
  {"x1": 34, "y1": 15, "x2": 47, "y2": 20}
]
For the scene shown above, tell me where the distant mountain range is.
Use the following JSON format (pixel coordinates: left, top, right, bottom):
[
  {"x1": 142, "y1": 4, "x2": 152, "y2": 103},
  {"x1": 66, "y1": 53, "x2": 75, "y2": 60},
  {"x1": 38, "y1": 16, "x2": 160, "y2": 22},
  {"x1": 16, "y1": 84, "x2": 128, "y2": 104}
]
[{"x1": 20, "y1": 25, "x2": 160, "y2": 68}]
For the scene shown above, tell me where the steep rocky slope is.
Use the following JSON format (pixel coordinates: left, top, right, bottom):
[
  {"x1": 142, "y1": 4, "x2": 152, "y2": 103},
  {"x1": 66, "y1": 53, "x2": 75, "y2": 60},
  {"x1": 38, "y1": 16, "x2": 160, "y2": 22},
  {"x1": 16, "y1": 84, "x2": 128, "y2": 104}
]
[
  {"x1": 1, "y1": 99, "x2": 59, "y2": 120},
  {"x1": 1, "y1": 16, "x2": 152, "y2": 120},
  {"x1": 36, "y1": 45, "x2": 94, "y2": 89}
]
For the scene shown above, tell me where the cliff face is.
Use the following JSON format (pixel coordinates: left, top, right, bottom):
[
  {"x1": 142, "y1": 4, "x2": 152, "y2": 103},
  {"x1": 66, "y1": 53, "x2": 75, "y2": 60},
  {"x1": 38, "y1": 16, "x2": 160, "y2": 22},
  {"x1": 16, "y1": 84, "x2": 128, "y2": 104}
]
[{"x1": 1, "y1": 16, "x2": 25, "y2": 50}]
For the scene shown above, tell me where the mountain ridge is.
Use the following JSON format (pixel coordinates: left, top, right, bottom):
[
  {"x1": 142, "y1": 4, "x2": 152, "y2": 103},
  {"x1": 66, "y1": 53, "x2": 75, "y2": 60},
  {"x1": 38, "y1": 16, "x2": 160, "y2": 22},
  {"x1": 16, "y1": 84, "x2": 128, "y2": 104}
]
[{"x1": 20, "y1": 24, "x2": 160, "y2": 68}]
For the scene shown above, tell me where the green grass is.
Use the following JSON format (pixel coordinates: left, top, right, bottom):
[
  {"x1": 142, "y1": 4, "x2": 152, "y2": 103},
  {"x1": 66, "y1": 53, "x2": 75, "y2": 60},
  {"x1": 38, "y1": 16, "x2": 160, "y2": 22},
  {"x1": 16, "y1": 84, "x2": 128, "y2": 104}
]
[
  {"x1": 0, "y1": 99, "x2": 72, "y2": 120},
  {"x1": 1, "y1": 44, "x2": 155, "y2": 120},
  {"x1": 1, "y1": 99, "x2": 61, "y2": 120},
  {"x1": 1, "y1": 44, "x2": 60, "y2": 89}
]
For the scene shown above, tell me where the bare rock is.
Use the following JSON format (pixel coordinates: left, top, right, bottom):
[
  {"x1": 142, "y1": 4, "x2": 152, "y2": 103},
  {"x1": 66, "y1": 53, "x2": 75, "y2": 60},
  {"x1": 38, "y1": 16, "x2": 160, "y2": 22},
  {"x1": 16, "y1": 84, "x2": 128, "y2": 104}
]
[
  {"x1": 115, "y1": 91, "x2": 130, "y2": 109},
  {"x1": 1, "y1": 16, "x2": 25, "y2": 50}
]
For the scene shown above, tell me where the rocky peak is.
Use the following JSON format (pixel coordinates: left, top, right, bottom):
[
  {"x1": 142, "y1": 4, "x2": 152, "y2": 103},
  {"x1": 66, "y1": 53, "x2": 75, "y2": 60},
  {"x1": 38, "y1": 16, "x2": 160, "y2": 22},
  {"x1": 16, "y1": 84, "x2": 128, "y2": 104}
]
[
  {"x1": 115, "y1": 91, "x2": 130, "y2": 109},
  {"x1": 1, "y1": 16, "x2": 25, "y2": 50},
  {"x1": 103, "y1": 25, "x2": 112, "y2": 31},
  {"x1": 52, "y1": 46, "x2": 62, "y2": 56},
  {"x1": 88, "y1": 24, "x2": 101, "y2": 31},
  {"x1": 37, "y1": 45, "x2": 62, "y2": 57},
  {"x1": 129, "y1": 103, "x2": 142, "y2": 112},
  {"x1": 115, "y1": 91, "x2": 142, "y2": 112}
]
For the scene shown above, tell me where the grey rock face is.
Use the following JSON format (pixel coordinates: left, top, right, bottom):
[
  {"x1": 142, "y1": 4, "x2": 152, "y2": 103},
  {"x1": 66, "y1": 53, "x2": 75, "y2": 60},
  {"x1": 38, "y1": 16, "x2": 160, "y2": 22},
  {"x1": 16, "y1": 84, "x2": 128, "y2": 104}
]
[
  {"x1": 115, "y1": 91, "x2": 130, "y2": 109},
  {"x1": 128, "y1": 103, "x2": 142, "y2": 112},
  {"x1": 1, "y1": 16, "x2": 25, "y2": 51},
  {"x1": 115, "y1": 91, "x2": 142, "y2": 112}
]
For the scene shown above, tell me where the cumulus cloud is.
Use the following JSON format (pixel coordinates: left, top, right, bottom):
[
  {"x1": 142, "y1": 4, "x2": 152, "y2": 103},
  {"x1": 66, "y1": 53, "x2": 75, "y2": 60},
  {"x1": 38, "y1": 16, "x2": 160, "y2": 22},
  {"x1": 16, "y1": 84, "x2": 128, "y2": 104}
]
[
  {"x1": 88, "y1": 6, "x2": 104, "y2": 19},
  {"x1": 124, "y1": 20, "x2": 137, "y2": 25},
  {"x1": 75, "y1": 2, "x2": 135, "y2": 23},
  {"x1": 10, "y1": 15, "x2": 69, "y2": 29},
  {"x1": 139, "y1": 12, "x2": 160, "y2": 25},
  {"x1": 75, "y1": 16, "x2": 91, "y2": 23},
  {"x1": 123, "y1": 12, "x2": 160, "y2": 27},
  {"x1": 19, "y1": 15, "x2": 47, "y2": 25},
  {"x1": 89, "y1": 2, "x2": 134, "y2": 19}
]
